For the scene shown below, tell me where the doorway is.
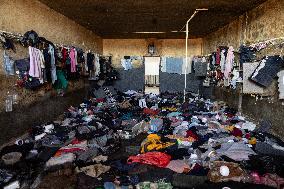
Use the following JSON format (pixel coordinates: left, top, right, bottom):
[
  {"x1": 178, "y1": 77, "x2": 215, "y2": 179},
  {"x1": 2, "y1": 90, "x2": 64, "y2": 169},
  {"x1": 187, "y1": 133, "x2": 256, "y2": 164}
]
[{"x1": 144, "y1": 56, "x2": 160, "y2": 94}]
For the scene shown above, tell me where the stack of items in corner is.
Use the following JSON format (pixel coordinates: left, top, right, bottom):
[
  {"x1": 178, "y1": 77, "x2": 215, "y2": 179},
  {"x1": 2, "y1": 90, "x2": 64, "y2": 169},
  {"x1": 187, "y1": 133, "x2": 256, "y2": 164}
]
[{"x1": 0, "y1": 90, "x2": 284, "y2": 189}]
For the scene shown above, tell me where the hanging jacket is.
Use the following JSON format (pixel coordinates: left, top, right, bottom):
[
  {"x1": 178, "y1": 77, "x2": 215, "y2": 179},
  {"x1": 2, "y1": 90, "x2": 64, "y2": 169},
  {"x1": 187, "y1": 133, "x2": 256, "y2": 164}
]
[{"x1": 69, "y1": 48, "x2": 77, "y2": 73}]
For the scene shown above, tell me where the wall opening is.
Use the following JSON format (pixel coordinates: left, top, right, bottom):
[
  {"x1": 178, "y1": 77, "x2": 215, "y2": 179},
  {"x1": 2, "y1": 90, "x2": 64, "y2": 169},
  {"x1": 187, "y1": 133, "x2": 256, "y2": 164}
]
[{"x1": 144, "y1": 56, "x2": 160, "y2": 94}]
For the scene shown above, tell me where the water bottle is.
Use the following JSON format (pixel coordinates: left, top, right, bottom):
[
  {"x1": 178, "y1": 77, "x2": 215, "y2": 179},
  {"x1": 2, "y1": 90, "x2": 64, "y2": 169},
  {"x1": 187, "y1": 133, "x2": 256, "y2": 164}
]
[{"x1": 5, "y1": 92, "x2": 13, "y2": 112}]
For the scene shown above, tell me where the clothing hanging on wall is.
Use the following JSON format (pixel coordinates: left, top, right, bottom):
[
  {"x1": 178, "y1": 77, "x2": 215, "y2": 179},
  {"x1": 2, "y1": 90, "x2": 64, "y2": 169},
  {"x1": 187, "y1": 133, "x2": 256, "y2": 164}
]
[
  {"x1": 166, "y1": 57, "x2": 183, "y2": 74},
  {"x1": 145, "y1": 57, "x2": 160, "y2": 75},
  {"x1": 193, "y1": 57, "x2": 207, "y2": 77},
  {"x1": 121, "y1": 58, "x2": 132, "y2": 70},
  {"x1": 3, "y1": 50, "x2": 15, "y2": 76},
  {"x1": 277, "y1": 70, "x2": 284, "y2": 99},
  {"x1": 182, "y1": 56, "x2": 192, "y2": 74},
  {"x1": 220, "y1": 50, "x2": 225, "y2": 73},
  {"x1": 250, "y1": 55, "x2": 284, "y2": 87},
  {"x1": 48, "y1": 44, "x2": 57, "y2": 84},
  {"x1": 224, "y1": 46, "x2": 234, "y2": 79},
  {"x1": 161, "y1": 57, "x2": 166, "y2": 73},
  {"x1": 28, "y1": 46, "x2": 45, "y2": 83},
  {"x1": 69, "y1": 48, "x2": 77, "y2": 73},
  {"x1": 87, "y1": 52, "x2": 95, "y2": 72},
  {"x1": 94, "y1": 54, "x2": 100, "y2": 76},
  {"x1": 61, "y1": 47, "x2": 68, "y2": 66}
]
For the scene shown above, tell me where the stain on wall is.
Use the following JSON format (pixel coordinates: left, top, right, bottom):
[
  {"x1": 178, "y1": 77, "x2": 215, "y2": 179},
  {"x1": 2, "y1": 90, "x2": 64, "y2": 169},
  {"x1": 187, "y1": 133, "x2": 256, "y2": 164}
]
[{"x1": 203, "y1": 0, "x2": 284, "y2": 54}]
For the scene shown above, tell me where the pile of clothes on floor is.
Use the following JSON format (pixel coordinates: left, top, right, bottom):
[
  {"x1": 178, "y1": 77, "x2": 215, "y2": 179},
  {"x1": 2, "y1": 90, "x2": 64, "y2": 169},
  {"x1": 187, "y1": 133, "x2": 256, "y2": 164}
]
[{"x1": 0, "y1": 90, "x2": 284, "y2": 189}]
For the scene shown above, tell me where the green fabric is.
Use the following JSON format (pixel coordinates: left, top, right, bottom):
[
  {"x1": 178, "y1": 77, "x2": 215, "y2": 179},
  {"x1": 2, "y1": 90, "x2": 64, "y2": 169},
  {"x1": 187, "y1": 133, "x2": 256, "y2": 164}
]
[
  {"x1": 66, "y1": 57, "x2": 71, "y2": 65},
  {"x1": 137, "y1": 182, "x2": 173, "y2": 189},
  {"x1": 54, "y1": 70, "x2": 68, "y2": 90}
]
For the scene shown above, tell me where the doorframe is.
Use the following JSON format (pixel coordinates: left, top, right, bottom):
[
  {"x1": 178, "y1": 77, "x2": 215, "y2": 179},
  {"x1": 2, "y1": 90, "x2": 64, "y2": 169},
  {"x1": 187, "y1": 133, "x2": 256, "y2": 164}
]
[{"x1": 143, "y1": 56, "x2": 161, "y2": 94}]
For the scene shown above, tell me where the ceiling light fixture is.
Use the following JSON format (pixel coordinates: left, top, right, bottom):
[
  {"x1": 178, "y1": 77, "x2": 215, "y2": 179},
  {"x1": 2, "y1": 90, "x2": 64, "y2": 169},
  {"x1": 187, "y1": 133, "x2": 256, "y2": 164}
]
[
  {"x1": 171, "y1": 31, "x2": 186, "y2": 33},
  {"x1": 132, "y1": 31, "x2": 166, "y2": 34}
]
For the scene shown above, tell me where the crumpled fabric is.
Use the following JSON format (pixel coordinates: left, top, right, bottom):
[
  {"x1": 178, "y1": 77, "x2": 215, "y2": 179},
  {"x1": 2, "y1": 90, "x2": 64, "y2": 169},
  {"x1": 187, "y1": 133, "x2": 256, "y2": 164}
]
[
  {"x1": 140, "y1": 134, "x2": 175, "y2": 153},
  {"x1": 216, "y1": 142, "x2": 256, "y2": 161},
  {"x1": 251, "y1": 173, "x2": 284, "y2": 189},
  {"x1": 127, "y1": 152, "x2": 171, "y2": 168},
  {"x1": 0, "y1": 169, "x2": 14, "y2": 184},
  {"x1": 166, "y1": 160, "x2": 190, "y2": 173},
  {"x1": 149, "y1": 118, "x2": 163, "y2": 133},
  {"x1": 208, "y1": 161, "x2": 246, "y2": 183},
  {"x1": 76, "y1": 163, "x2": 111, "y2": 178},
  {"x1": 143, "y1": 108, "x2": 159, "y2": 116},
  {"x1": 46, "y1": 153, "x2": 75, "y2": 167}
]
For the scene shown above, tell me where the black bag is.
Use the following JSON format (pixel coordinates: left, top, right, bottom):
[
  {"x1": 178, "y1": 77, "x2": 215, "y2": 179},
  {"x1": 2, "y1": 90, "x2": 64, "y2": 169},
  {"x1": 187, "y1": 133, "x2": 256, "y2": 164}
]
[{"x1": 24, "y1": 77, "x2": 41, "y2": 90}]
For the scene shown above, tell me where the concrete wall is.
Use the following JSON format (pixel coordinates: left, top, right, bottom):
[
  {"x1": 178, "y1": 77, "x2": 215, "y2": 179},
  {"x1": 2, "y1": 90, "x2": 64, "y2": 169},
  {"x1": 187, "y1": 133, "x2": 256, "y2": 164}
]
[
  {"x1": 203, "y1": 0, "x2": 284, "y2": 137},
  {"x1": 0, "y1": 0, "x2": 102, "y2": 144},
  {"x1": 0, "y1": 0, "x2": 103, "y2": 111},
  {"x1": 103, "y1": 38, "x2": 204, "y2": 92},
  {"x1": 103, "y1": 39, "x2": 203, "y2": 67},
  {"x1": 203, "y1": 0, "x2": 284, "y2": 54},
  {"x1": 0, "y1": 0, "x2": 102, "y2": 53}
]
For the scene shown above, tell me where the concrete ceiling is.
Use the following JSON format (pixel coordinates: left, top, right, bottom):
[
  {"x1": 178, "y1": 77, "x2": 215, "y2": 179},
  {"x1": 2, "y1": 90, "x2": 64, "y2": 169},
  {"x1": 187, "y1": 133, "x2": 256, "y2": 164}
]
[{"x1": 39, "y1": 0, "x2": 266, "y2": 39}]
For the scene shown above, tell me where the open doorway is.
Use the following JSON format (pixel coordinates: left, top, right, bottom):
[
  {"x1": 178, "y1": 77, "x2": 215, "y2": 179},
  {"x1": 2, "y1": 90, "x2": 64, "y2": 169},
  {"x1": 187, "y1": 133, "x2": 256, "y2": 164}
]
[{"x1": 144, "y1": 56, "x2": 160, "y2": 94}]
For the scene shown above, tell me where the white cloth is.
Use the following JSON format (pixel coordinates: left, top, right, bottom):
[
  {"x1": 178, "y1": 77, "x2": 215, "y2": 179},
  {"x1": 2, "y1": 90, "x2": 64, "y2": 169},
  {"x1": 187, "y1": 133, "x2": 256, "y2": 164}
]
[
  {"x1": 144, "y1": 57, "x2": 160, "y2": 75},
  {"x1": 46, "y1": 153, "x2": 75, "y2": 167},
  {"x1": 94, "y1": 54, "x2": 100, "y2": 76},
  {"x1": 161, "y1": 57, "x2": 167, "y2": 72},
  {"x1": 139, "y1": 99, "x2": 147, "y2": 108},
  {"x1": 182, "y1": 56, "x2": 192, "y2": 74},
  {"x1": 277, "y1": 70, "x2": 284, "y2": 99},
  {"x1": 224, "y1": 46, "x2": 234, "y2": 79}
]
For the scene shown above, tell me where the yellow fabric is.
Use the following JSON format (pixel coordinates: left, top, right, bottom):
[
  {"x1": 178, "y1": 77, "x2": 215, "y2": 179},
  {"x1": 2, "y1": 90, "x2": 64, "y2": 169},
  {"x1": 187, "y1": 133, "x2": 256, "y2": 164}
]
[
  {"x1": 162, "y1": 107, "x2": 177, "y2": 112},
  {"x1": 225, "y1": 126, "x2": 235, "y2": 132},
  {"x1": 249, "y1": 137, "x2": 257, "y2": 145},
  {"x1": 140, "y1": 134, "x2": 175, "y2": 153}
]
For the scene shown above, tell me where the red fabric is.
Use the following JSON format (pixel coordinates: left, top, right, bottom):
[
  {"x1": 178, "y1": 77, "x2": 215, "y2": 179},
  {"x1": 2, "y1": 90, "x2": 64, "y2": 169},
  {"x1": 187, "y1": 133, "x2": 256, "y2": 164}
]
[
  {"x1": 186, "y1": 130, "x2": 199, "y2": 140},
  {"x1": 58, "y1": 148, "x2": 84, "y2": 153},
  {"x1": 127, "y1": 152, "x2": 171, "y2": 168},
  {"x1": 71, "y1": 138, "x2": 82, "y2": 145},
  {"x1": 216, "y1": 48, "x2": 221, "y2": 65},
  {"x1": 231, "y1": 127, "x2": 243, "y2": 137},
  {"x1": 55, "y1": 148, "x2": 85, "y2": 157},
  {"x1": 245, "y1": 133, "x2": 251, "y2": 139},
  {"x1": 251, "y1": 172, "x2": 284, "y2": 188},
  {"x1": 61, "y1": 47, "x2": 68, "y2": 66},
  {"x1": 143, "y1": 108, "x2": 160, "y2": 116},
  {"x1": 96, "y1": 98, "x2": 105, "y2": 103}
]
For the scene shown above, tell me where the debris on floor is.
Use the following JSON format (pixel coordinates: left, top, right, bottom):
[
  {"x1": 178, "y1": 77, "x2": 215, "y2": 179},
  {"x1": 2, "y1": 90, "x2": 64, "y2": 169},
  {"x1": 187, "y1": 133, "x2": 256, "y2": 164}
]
[{"x1": 0, "y1": 89, "x2": 284, "y2": 189}]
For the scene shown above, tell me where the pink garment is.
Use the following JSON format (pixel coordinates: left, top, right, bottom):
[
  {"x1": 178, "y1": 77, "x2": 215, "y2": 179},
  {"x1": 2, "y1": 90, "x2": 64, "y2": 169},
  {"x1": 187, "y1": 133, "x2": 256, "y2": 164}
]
[
  {"x1": 69, "y1": 48, "x2": 77, "y2": 73},
  {"x1": 29, "y1": 46, "x2": 44, "y2": 80},
  {"x1": 166, "y1": 160, "x2": 190, "y2": 173},
  {"x1": 224, "y1": 46, "x2": 234, "y2": 79},
  {"x1": 251, "y1": 172, "x2": 284, "y2": 189}
]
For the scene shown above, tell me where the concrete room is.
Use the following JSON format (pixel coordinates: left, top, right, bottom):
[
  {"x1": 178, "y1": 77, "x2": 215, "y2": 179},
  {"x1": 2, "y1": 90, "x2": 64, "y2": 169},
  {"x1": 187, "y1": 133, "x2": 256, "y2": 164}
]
[{"x1": 0, "y1": 0, "x2": 284, "y2": 188}]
